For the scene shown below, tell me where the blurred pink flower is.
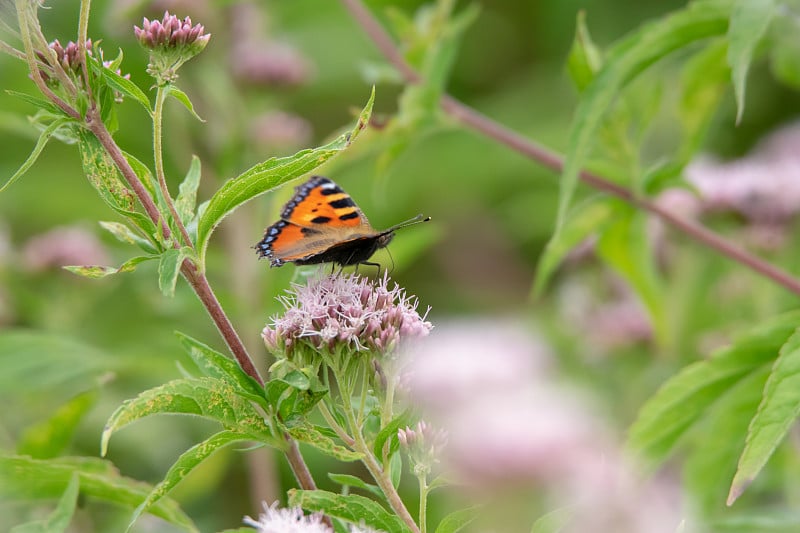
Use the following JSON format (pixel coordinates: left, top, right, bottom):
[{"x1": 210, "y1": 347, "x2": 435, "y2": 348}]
[
  {"x1": 231, "y1": 40, "x2": 314, "y2": 87},
  {"x1": 250, "y1": 110, "x2": 313, "y2": 152},
  {"x1": 22, "y1": 226, "x2": 110, "y2": 272}
]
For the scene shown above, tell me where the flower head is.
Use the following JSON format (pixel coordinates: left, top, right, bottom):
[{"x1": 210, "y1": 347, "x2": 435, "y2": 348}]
[
  {"x1": 262, "y1": 273, "x2": 431, "y2": 361},
  {"x1": 134, "y1": 11, "x2": 210, "y2": 84},
  {"x1": 46, "y1": 39, "x2": 92, "y2": 73},
  {"x1": 398, "y1": 420, "x2": 447, "y2": 476},
  {"x1": 244, "y1": 502, "x2": 329, "y2": 533}
]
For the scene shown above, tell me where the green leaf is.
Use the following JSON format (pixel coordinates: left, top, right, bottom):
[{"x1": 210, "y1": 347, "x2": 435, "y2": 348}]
[
  {"x1": 129, "y1": 430, "x2": 253, "y2": 531},
  {"x1": 727, "y1": 0, "x2": 775, "y2": 124},
  {"x1": 266, "y1": 374, "x2": 328, "y2": 421},
  {"x1": 99, "y1": 221, "x2": 158, "y2": 254},
  {"x1": 596, "y1": 204, "x2": 665, "y2": 343},
  {"x1": 728, "y1": 327, "x2": 800, "y2": 504},
  {"x1": 176, "y1": 155, "x2": 202, "y2": 227},
  {"x1": 63, "y1": 255, "x2": 155, "y2": 279},
  {"x1": 0, "y1": 331, "x2": 108, "y2": 396},
  {"x1": 533, "y1": 195, "x2": 615, "y2": 295},
  {"x1": 555, "y1": 1, "x2": 729, "y2": 231},
  {"x1": 0, "y1": 454, "x2": 196, "y2": 532},
  {"x1": 77, "y1": 130, "x2": 138, "y2": 213},
  {"x1": 17, "y1": 389, "x2": 98, "y2": 459},
  {"x1": 567, "y1": 11, "x2": 603, "y2": 92},
  {"x1": 158, "y1": 248, "x2": 190, "y2": 297},
  {"x1": 10, "y1": 473, "x2": 80, "y2": 533},
  {"x1": 195, "y1": 88, "x2": 374, "y2": 263},
  {"x1": 628, "y1": 311, "x2": 800, "y2": 465},
  {"x1": 175, "y1": 332, "x2": 267, "y2": 408},
  {"x1": 168, "y1": 86, "x2": 205, "y2": 122},
  {"x1": 530, "y1": 506, "x2": 574, "y2": 533},
  {"x1": 435, "y1": 506, "x2": 481, "y2": 533},
  {"x1": 684, "y1": 368, "x2": 768, "y2": 516},
  {"x1": 328, "y1": 473, "x2": 382, "y2": 498},
  {"x1": 373, "y1": 408, "x2": 415, "y2": 460},
  {"x1": 286, "y1": 423, "x2": 362, "y2": 462},
  {"x1": 2, "y1": 117, "x2": 72, "y2": 193},
  {"x1": 288, "y1": 489, "x2": 411, "y2": 533},
  {"x1": 88, "y1": 55, "x2": 152, "y2": 114},
  {"x1": 101, "y1": 377, "x2": 277, "y2": 456},
  {"x1": 6, "y1": 90, "x2": 64, "y2": 115}
]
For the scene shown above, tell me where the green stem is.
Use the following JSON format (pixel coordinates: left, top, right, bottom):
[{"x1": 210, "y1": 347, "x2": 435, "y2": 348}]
[
  {"x1": 318, "y1": 401, "x2": 355, "y2": 447},
  {"x1": 153, "y1": 84, "x2": 195, "y2": 248},
  {"x1": 418, "y1": 474, "x2": 429, "y2": 533}
]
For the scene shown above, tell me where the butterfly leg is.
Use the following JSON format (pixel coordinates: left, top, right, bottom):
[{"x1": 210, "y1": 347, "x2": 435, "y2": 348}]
[{"x1": 359, "y1": 261, "x2": 383, "y2": 277}]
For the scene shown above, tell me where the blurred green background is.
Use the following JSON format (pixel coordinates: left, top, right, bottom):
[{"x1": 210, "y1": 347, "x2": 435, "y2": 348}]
[{"x1": 2, "y1": 0, "x2": 800, "y2": 531}]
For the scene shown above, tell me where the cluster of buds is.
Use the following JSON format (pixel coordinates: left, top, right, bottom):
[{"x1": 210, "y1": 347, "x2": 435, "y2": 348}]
[
  {"x1": 45, "y1": 39, "x2": 92, "y2": 73},
  {"x1": 398, "y1": 420, "x2": 447, "y2": 477},
  {"x1": 134, "y1": 11, "x2": 210, "y2": 84},
  {"x1": 262, "y1": 273, "x2": 432, "y2": 362}
]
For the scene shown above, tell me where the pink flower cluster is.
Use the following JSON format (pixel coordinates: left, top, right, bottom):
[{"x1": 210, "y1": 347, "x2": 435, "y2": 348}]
[
  {"x1": 262, "y1": 273, "x2": 432, "y2": 358},
  {"x1": 134, "y1": 11, "x2": 210, "y2": 51},
  {"x1": 44, "y1": 39, "x2": 92, "y2": 72}
]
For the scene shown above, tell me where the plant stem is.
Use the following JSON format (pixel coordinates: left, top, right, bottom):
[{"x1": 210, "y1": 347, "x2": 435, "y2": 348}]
[
  {"x1": 418, "y1": 474, "x2": 429, "y2": 533},
  {"x1": 153, "y1": 84, "x2": 195, "y2": 248},
  {"x1": 340, "y1": 0, "x2": 800, "y2": 297}
]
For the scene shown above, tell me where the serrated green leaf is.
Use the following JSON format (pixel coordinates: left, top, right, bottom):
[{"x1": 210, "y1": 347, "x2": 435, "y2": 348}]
[
  {"x1": 99, "y1": 221, "x2": 158, "y2": 253},
  {"x1": 530, "y1": 506, "x2": 574, "y2": 533},
  {"x1": 287, "y1": 424, "x2": 362, "y2": 462},
  {"x1": 533, "y1": 195, "x2": 615, "y2": 295},
  {"x1": 684, "y1": 368, "x2": 768, "y2": 516},
  {"x1": 175, "y1": 332, "x2": 267, "y2": 408},
  {"x1": 168, "y1": 86, "x2": 205, "y2": 122},
  {"x1": 176, "y1": 155, "x2": 201, "y2": 227},
  {"x1": 17, "y1": 390, "x2": 98, "y2": 459},
  {"x1": 129, "y1": 430, "x2": 253, "y2": 531},
  {"x1": 88, "y1": 55, "x2": 152, "y2": 114},
  {"x1": 0, "y1": 454, "x2": 196, "y2": 532},
  {"x1": 77, "y1": 130, "x2": 137, "y2": 211},
  {"x1": 63, "y1": 255, "x2": 155, "y2": 279},
  {"x1": 728, "y1": 327, "x2": 800, "y2": 504},
  {"x1": 101, "y1": 377, "x2": 277, "y2": 457},
  {"x1": 158, "y1": 248, "x2": 190, "y2": 297},
  {"x1": 2, "y1": 117, "x2": 72, "y2": 193},
  {"x1": 10, "y1": 473, "x2": 80, "y2": 533},
  {"x1": 628, "y1": 311, "x2": 800, "y2": 466},
  {"x1": 727, "y1": 0, "x2": 775, "y2": 124},
  {"x1": 195, "y1": 88, "x2": 374, "y2": 264},
  {"x1": 435, "y1": 505, "x2": 481, "y2": 533},
  {"x1": 567, "y1": 11, "x2": 603, "y2": 92},
  {"x1": 555, "y1": 1, "x2": 728, "y2": 231},
  {"x1": 288, "y1": 489, "x2": 411, "y2": 533}
]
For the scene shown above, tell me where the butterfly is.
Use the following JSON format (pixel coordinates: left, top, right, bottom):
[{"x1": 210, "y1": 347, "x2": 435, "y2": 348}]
[{"x1": 255, "y1": 176, "x2": 429, "y2": 268}]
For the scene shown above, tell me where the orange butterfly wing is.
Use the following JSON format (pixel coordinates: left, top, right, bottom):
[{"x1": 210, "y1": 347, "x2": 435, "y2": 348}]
[{"x1": 256, "y1": 176, "x2": 379, "y2": 266}]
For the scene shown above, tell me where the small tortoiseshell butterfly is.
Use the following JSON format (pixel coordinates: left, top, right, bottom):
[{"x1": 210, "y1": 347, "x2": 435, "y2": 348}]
[{"x1": 255, "y1": 176, "x2": 429, "y2": 268}]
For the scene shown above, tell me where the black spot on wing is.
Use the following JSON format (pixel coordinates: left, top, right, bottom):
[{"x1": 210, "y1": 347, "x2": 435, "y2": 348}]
[
  {"x1": 329, "y1": 197, "x2": 356, "y2": 209},
  {"x1": 338, "y1": 212, "x2": 359, "y2": 221},
  {"x1": 310, "y1": 216, "x2": 332, "y2": 224}
]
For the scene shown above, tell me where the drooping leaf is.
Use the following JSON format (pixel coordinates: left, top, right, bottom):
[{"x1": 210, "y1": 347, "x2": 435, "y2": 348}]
[
  {"x1": 6, "y1": 90, "x2": 64, "y2": 115},
  {"x1": 0, "y1": 454, "x2": 196, "y2": 532},
  {"x1": 628, "y1": 311, "x2": 800, "y2": 465},
  {"x1": 533, "y1": 195, "x2": 616, "y2": 295},
  {"x1": 728, "y1": 327, "x2": 800, "y2": 504},
  {"x1": 9, "y1": 472, "x2": 80, "y2": 533},
  {"x1": 129, "y1": 430, "x2": 254, "y2": 531},
  {"x1": 567, "y1": 11, "x2": 603, "y2": 92},
  {"x1": 99, "y1": 221, "x2": 158, "y2": 254},
  {"x1": 596, "y1": 204, "x2": 665, "y2": 343},
  {"x1": 287, "y1": 424, "x2": 362, "y2": 462},
  {"x1": 195, "y1": 88, "x2": 374, "y2": 264},
  {"x1": 63, "y1": 255, "x2": 155, "y2": 279},
  {"x1": 101, "y1": 377, "x2": 277, "y2": 456},
  {"x1": 17, "y1": 389, "x2": 98, "y2": 459},
  {"x1": 87, "y1": 55, "x2": 152, "y2": 114},
  {"x1": 157, "y1": 247, "x2": 190, "y2": 297},
  {"x1": 168, "y1": 86, "x2": 205, "y2": 122},
  {"x1": 2, "y1": 117, "x2": 72, "y2": 193},
  {"x1": 176, "y1": 155, "x2": 202, "y2": 227},
  {"x1": 727, "y1": 0, "x2": 775, "y2": 124},
  {"x1": 288, "y1": 489, "x2": 411, "y2": 533},
  {"x1": 555, "y1": 1, "x2": 729, "y2": 231},
  {"x1": 175, "y1": 332, "x2": 266, "y2": 408}
]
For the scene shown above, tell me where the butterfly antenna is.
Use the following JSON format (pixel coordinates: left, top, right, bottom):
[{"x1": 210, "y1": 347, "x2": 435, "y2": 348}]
[
  {"x1": 386, "y1": 246, "x2": 396, "y2": 275},
  {"x1": 379, "y1": 214, "x2": 431, "y2": 236}
]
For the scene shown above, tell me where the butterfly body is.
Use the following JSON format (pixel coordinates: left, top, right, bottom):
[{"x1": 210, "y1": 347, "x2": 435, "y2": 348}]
[{"x1": 256, "y1": 176, "x2": 425, "y2": 268}]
